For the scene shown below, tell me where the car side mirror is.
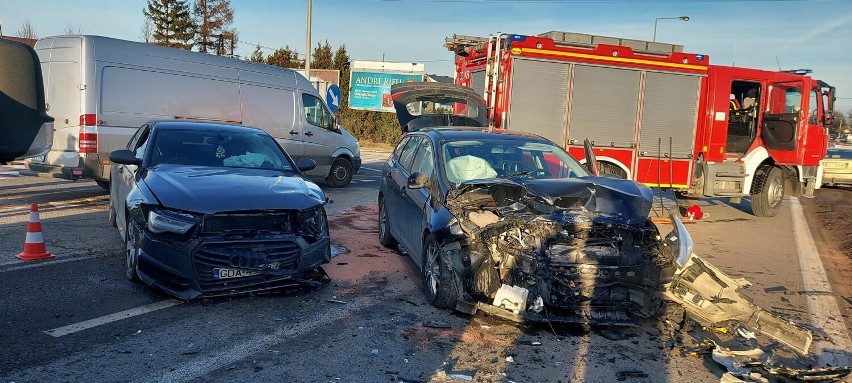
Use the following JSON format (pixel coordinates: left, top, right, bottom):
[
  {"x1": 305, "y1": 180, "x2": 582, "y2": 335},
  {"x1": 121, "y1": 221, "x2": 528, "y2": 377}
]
[
  {"x1": 407, "y1": 172, "x2": 429, "y2": 189},
  {"x1": 0, "y1": 39, "x2": 54, "y2": 162},
  {"x1": 296, "y1": 157, "x2": 317, "y2": 172},
  {"x1": 109, "y1": 150, "x2": 142, "y2": 166},
  {"x1": 824, "y1": 110, "x2": 833, "y2": 126}
]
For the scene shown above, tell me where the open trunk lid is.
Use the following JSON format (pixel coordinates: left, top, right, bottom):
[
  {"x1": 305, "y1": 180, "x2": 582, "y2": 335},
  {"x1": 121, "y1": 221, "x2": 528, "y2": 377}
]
[{"x1": 390, "y1": 82, "x2": 488, "y2": 132}]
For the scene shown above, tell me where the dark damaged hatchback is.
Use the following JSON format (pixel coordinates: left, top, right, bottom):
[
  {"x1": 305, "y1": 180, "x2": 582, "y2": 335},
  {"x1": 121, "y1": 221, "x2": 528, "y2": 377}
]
[
  {"x1": 380, "y1": 83, "x2": 672, "y2": 325},
  {"x1": 377, "y1": 83, "x2": 816, "y2": 356},
  {"x1": 109, "y1": 120, "x2": 331, "y2": 299}
]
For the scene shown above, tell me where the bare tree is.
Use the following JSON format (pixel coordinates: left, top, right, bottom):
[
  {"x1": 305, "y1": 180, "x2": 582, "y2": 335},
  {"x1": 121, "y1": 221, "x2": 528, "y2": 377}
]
[
  {"x1": 141, "y1": 14, "x2": 154, "y2": 43},
  {"x1": 15, "y1": 20, "x2": 38, "y2": 40},
  {"x1": 63, "y1": 23, "x2": 84, "y2": 35}
]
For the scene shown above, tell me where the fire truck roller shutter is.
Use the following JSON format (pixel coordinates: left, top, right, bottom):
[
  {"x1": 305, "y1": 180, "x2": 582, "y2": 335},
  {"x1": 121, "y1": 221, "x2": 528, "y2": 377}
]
[
  {"x1": 638, "y1": 72, "x2": 701, "y2": 159},
  {"x1": 567, "y1": 65, "x2": 641, "y2": 149},
  {"x1": 506, "y1": 58, "x2": 569, "y2": 146},
  {"x1": 470, "y1": 70, "x2": 486, "y2": 99}
]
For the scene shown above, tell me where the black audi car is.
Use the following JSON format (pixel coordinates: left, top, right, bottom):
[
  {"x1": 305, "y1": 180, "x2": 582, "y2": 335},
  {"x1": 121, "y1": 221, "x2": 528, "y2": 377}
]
[{"x1": 109, "y1": 120, "x2": 331, "y2": 299}]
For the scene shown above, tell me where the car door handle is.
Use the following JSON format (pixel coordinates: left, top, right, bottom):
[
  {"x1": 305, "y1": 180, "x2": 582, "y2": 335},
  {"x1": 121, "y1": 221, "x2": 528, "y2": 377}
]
[
  {"x1": 304, "y1": 131, "x2": 314, "y2": 137},
  {"x1": 289, "y1": 130, "x2": 299, "y2": 135}
]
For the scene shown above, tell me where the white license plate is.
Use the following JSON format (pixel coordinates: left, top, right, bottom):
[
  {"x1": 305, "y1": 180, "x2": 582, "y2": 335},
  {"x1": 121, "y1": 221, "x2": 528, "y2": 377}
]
[
  {"x1": 31, "y1": 155, "x2": 45, "y2": 162},
  {"x1": 213, "y1": 268, "x2": 261, "y2": 279},
  {"x1": 824, "y1": 162, "x2": 846, "y2": 169}
]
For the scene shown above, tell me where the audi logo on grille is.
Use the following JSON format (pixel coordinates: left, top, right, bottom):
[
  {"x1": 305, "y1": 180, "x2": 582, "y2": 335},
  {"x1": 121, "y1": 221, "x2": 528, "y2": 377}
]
[{"x1": 229, "y1": 252, "x2": 267, "y2": 269}]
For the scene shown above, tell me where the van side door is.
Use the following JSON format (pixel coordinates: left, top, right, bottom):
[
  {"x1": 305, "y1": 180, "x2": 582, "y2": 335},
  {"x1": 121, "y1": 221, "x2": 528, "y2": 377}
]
[{"x1": 300, "y1": 93, "x2": 338, "y2": 174}]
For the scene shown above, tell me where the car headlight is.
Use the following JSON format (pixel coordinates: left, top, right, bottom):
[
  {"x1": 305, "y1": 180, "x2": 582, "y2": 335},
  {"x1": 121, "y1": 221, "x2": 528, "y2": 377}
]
[
  {"x1": 667, "y1": 213, "x2": 694, "y2": 268},
  {"x1": 147, "y1": 209, "x2": 199, "y2": 234},
  {"x1": 298, "y1": 206, "x2": 328, "y2": 242}
]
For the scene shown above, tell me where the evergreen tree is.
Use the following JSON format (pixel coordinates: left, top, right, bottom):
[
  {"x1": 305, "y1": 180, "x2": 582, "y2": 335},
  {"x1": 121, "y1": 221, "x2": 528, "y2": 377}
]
[
  {"x1": 248, "y1": 43, "x2": 264, "y2": 63},
  {"x1": 311, "y1": 40, "x2": 334, "y2": 70},
  {"x1": 265, "y1": 46, "x2": 302, "y2": 68},
  {"x1": 193, "y1": 0, "x2": 235, "y2": 53},
  {"x1": 332, "y1": 45, "x2": 350, "y2": 110},
  {"x1": 144, "y1": 0, "x2": 196, "y2": 50}
]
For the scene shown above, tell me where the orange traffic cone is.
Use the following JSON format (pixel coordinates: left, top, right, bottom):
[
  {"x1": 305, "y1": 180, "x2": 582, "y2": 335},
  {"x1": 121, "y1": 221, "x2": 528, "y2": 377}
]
[{"x1": 16, "y1": 203, "x2": 54, "y2": 261}]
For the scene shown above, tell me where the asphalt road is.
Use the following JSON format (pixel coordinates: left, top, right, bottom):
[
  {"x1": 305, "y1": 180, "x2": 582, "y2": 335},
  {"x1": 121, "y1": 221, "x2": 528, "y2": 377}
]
[{"x1": 1, "y1": 152, "x2": 850, "y2": 383}]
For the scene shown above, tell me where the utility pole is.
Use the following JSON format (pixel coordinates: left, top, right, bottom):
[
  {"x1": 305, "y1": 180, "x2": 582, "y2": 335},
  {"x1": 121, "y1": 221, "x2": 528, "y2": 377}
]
[{"x1": 305, "y1": 0, "x2": 312, "y2": 79}]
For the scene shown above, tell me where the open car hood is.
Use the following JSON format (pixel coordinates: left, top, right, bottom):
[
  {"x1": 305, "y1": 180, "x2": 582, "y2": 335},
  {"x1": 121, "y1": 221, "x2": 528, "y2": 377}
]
[{"x1": 390, "y1": 82, "x2": 488, "y2": 132}]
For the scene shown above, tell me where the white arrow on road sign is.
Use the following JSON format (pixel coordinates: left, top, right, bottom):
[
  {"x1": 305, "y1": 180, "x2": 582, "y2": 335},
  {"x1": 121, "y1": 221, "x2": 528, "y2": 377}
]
[{"x1": 326, "y1": 84, "x2": 341, "y2": 112}]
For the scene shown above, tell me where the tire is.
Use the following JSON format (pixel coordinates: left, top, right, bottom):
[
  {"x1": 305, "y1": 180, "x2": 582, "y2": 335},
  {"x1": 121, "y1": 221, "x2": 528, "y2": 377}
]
[
  {"x1": 378, "y1": 198, "x2": 398, "y2": 248},
  {"x1": 125, "y1": 220, "x2": 141, "y2": 282},
  {"x1": 95, "y1": 180, "x2": 110, "y2": 190},
  {"x1": 750, "y1": 166, "x2": 784, "y2": 217},
  {"x1": 325, "y1": 157, "x2": 353, "y2": 188},
  {"x1": 598, "y1": 161, "x2": 627, "y2": 179},
  {"x1": 422, "y1": 234, "x2": 458, "y2": 309},
  {"x1": 108, "y1": 199, "x2": 117, "y2": 228}
]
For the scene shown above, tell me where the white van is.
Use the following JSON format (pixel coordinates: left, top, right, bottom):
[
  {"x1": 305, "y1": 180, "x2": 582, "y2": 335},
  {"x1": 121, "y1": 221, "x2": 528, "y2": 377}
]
[{"x1": 28, "y1": 35, "x2": 360, "y2": 187}]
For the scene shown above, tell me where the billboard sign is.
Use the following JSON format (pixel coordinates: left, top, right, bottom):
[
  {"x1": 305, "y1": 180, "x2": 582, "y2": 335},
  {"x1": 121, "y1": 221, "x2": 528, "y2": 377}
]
[{"x1": 349, "y1": 61, "x2": 424, "y2": 112}]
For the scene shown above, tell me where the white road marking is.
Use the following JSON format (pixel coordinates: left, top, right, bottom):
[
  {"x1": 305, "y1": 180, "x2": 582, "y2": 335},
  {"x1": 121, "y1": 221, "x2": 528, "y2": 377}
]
[
  {"x1": 44, "y1": 299, "x2": 184, "y2": 337},
  {"x1": 133, "y1": 290, "x2": 406, "y2": 383},
  {"x1": 789, "y1": 198, "x2": 851, "y2": 366},
  {"x1": 0, "y1": 253, "x2": 100, "y2": 271},
  {"x1": 359, "y1": 167, "x2": 383, "y2": 173}
]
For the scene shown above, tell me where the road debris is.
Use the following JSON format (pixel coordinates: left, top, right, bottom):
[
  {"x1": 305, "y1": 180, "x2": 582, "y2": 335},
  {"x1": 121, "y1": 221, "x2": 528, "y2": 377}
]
[{"x1": 616, "y1": 370, "x2": 649, "y2": 381}]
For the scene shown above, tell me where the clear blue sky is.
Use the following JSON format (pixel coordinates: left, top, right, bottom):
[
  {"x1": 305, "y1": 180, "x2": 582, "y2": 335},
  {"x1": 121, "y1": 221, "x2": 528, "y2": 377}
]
[{"x1": 2, "y1": 0, "x2": 851, "y2": 112}]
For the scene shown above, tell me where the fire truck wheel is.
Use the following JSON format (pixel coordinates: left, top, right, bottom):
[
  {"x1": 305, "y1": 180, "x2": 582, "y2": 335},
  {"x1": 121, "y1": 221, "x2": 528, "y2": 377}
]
[
  {"x1": 751, "y1": 166, "x2": 783, "y2": 217},
  {"x1": 598, "y1": 161, "x2": 627, "y2": 179}
]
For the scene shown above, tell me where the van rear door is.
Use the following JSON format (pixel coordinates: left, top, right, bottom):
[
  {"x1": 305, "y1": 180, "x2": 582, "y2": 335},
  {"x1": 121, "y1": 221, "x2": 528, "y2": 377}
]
[{"x1": 35, "y1": 37, "x2": 83, "y2": 167}]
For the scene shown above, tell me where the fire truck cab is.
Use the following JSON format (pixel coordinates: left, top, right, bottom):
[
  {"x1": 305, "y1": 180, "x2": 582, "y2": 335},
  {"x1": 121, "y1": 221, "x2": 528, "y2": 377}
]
[{"x1": 447, "y1": 31, "x2": 835, "y2": 217}]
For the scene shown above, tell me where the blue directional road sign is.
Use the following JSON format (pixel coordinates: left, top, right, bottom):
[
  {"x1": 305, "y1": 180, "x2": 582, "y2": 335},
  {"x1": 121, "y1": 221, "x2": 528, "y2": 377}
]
[{"x1": 326, "y1": 84, "x2": 341, "y2": 112}]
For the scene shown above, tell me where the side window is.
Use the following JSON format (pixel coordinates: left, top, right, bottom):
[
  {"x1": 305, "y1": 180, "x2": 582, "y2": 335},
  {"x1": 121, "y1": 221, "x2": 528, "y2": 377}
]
[
  {"x1": 808, "y1": 88, "x2": 819, "y2": 124},
  {"x1": 393, "y1": 137, "x2": 410, "y2": 161},
  {"x1": 410, "y1": 141, "x2": 435, "y2": 176},
  {"x1": 769, "y1": 82, "x2": 803, "y2": 114},
  {"x1": 126, "y1": 125, "x2": 148, "y2": 150},
  {"x1": 398, "y1": 137, "x2": 422, "y2": 173},
  {"x1": 302, "y1": 94, "x2": 333, "y2": 130},
  {"x1": 133, "y1": 127, "x2": 151, "y2": 160}
]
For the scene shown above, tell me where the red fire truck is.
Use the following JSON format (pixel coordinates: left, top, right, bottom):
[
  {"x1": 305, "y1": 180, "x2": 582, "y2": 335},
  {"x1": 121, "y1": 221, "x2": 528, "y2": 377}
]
[{"x1": 446, "y1": 31, "x2": 836, "y2": 217}]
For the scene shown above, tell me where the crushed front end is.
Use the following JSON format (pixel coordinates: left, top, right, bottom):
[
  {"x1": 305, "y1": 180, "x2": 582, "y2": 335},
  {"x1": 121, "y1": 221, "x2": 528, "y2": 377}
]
[
  {"x1": 444, "y1": 177, "x2": 672, "y2": 325},
  {"x1": 134, "y1": 206, "x2": 331, "y2": 300}
]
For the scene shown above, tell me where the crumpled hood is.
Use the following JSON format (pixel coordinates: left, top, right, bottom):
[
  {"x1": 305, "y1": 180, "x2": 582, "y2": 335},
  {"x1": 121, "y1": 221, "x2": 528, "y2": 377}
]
[
  {"x1": 141, "y1": 165, "x2": 326, "y2": 214},
  {"x1": 446, "y1": 176, "x2": 654, "y2": 224}
]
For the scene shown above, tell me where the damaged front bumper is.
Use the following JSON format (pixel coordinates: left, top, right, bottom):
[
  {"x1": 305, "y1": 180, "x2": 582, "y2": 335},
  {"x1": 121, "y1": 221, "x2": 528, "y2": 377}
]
[{"x1": 136, "y1": 229, "x2": 331, "y2": 300}]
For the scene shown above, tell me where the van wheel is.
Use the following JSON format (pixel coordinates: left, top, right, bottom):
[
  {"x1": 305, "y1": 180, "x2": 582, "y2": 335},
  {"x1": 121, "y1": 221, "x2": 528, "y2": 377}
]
[
  {"x1": 326, "y1": 157, "x2": 353, "y2": 188},
  {"x1": 96, "y1": 180, "x2": 110, "y2": 190}
]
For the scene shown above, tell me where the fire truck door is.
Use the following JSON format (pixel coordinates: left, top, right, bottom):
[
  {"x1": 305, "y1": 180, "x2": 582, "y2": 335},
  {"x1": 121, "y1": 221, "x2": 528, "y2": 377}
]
[{"x1": 761, "y1": 81, "x2": 803, "y2": 151}]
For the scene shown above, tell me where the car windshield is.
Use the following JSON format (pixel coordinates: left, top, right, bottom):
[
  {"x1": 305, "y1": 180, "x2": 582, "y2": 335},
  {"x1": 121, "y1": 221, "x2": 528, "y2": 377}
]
[
  {"x1": 440, "y1": 138, "x2": 588, "y2": 187},
  {"x1": 149, "y1": 128, "x2": 294, "y2": 171}
]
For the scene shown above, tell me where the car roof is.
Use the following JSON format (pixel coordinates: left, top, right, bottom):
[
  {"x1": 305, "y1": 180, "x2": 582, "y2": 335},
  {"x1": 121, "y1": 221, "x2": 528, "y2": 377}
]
[
  {"x1": 414, "y1": 127, "x2": 552, "y2": 143},
  {"x1": 149, "y1": 119, "x2": 266, "y2": 134}
]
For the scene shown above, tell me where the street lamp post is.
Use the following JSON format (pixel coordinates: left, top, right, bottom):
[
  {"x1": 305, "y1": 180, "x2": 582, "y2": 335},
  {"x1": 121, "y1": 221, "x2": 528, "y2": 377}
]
[{"x1": 653, "y1": 16, "x2": 689, "y2": 42}]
